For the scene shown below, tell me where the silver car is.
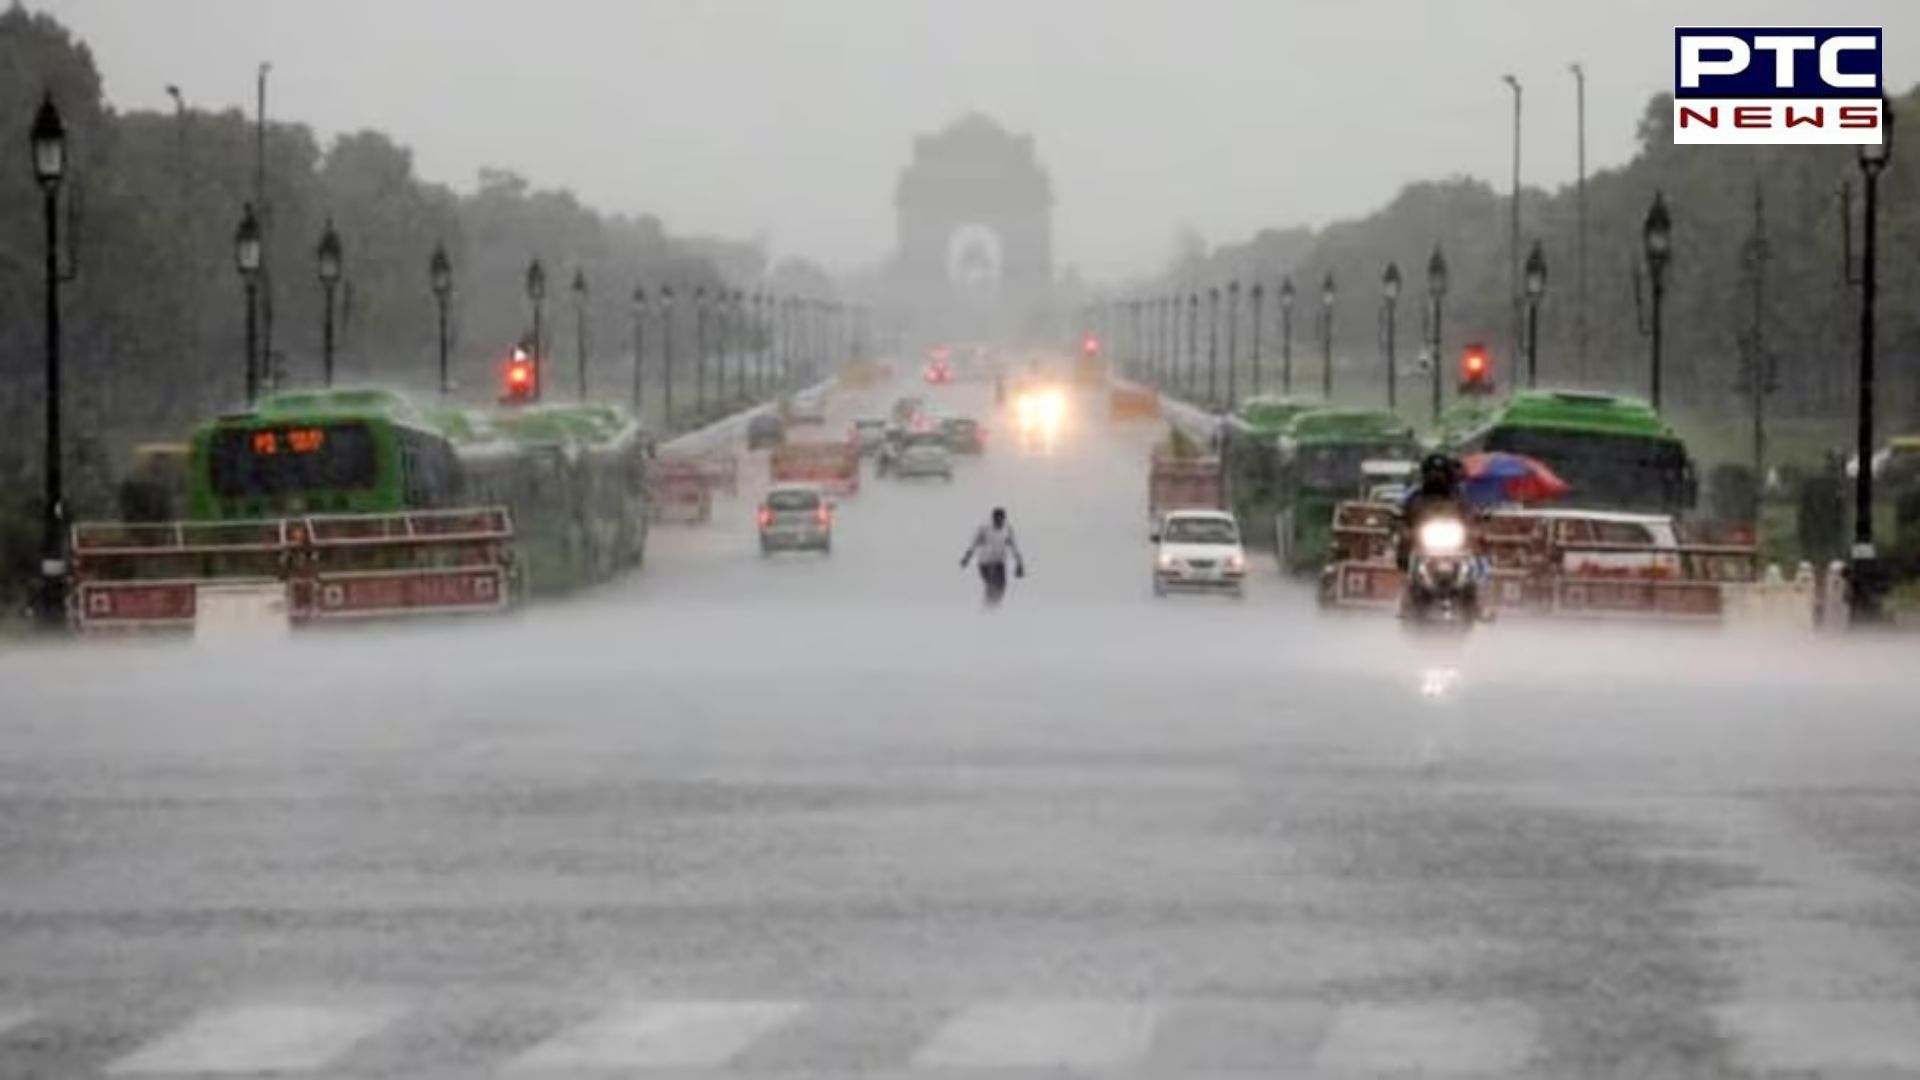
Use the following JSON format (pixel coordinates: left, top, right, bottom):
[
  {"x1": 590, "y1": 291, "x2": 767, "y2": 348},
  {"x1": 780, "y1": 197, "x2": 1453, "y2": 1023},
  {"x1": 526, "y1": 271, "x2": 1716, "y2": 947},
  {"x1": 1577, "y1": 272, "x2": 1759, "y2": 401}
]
[
  {"x1": 758, "y1": 484, "x2": 833, "y2": 555},
  {"x1": 889, "y1": 436, "x2": 954, "y2": 480}
]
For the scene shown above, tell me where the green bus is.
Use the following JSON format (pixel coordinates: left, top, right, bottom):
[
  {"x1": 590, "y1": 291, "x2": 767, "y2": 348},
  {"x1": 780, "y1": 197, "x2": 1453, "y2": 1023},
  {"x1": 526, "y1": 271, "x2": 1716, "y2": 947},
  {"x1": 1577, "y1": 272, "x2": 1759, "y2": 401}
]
[
  {"x1": 1272, "y1": 408, "x2": 1420, "y2": 573},
  {"x1": 184, "y1": 388, "x2": 650, "y2": 594},
  {"x1": 1448, "y1": 390, "x2": 1696, "y2": 515},
  {"x1": 1216, "y1": 397, "x2": 1322, "y2": 547}
]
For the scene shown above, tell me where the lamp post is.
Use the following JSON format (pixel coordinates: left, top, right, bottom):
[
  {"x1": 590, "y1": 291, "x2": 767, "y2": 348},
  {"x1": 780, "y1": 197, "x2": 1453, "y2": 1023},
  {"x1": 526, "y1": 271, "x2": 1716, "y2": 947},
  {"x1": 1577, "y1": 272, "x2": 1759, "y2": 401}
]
[
  {"x1": 660, "y1": 286, "x2": 676, "y2": 429},
  {"x1": 733, "y1": 290, "x2": 748, "y2": 402},
  {"x1": 1502, "y1": 72, "x2": 1523, "y2": 382},
  {"x1": 1427, "y1": 245, "x2": 1448, "y2": 423},
  {"x1": 1206, "y1": 286, "x2": 1220, "y2": 407},
  {"x1": 235, "y1": 203, "x2": 263, "y2": 405},
  {"x1": 1642, "y1": 192, "x2": 1671, "y2": 410},
  {"x1": 1225, "y1": 281, "x2": 1241, "y2": 409},
  {"x1": 1320, "y1": 272, "x2": 1336, "y2": 400},
  {"x1": 1279, "y1": 277, "x2": 1295, "y2": 395},
  {"x1": 429, "y1": 243, "x2": 452, "y2": 397},
  {"x1": 694, "y1": 286, "x2": 708, "y2": 418},
  {"x1": 316, "y1": 219, "x2": 342, "y2": 387},
  {"x1": 31, "y1": 93, "x2": 68, "y2": 628},
  {"x1": 1570, "y1": 62, "x2": 1588, "y2": 378},
  {"x1": 1186, "y1": 292, "x2": 1200, "y2": 398},
  {"x1": 525, "y1": 258, "x2": 547, "y2": 373},
  {"x1": 1249, "y1": 282, "x2": 1265, "y2": 397},
  {"x1": 1523, "y1": 240, "x2": 1547, "y2": 388},
  {"x1": 1851, "y1": 107, "x2": 1893, "y2": 625},
  {"x1": 1381, "y1": 262, "x2": 1401, "y2": 411},
  {"x1": 631, "y1": 286, "x2": 647, "y2": 415},
  {"x1": 572, "y1": 269, "x2": 590, "y2": 401}
]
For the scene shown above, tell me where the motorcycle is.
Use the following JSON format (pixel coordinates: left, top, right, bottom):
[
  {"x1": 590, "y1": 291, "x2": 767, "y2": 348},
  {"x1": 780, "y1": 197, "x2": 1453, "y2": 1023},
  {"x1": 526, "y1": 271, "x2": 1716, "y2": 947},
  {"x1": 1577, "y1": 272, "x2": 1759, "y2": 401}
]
[{"x1": 1401, "y1": 513, "x2": 1481, "y2": 630}]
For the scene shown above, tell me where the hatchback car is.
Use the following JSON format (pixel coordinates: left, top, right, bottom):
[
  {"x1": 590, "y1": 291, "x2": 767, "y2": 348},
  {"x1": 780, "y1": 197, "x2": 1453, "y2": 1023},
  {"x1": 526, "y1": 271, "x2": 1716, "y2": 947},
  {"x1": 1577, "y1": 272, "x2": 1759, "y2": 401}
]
[{"x1": 758, "y1": 484, "x2": 833, "y2": 555}]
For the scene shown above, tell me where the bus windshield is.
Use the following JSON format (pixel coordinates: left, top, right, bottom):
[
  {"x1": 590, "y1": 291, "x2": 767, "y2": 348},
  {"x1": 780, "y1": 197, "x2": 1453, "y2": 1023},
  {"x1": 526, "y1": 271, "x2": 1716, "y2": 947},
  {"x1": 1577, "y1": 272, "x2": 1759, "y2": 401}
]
[
  {"x1": 1291, "y1": 441, "x2": 1414, "y2": 493},
  {"x1": 209, "y1": 421, "x2": 379, "y2": 497},
  {"x1": 1485, "y1": 427, "x2": 1691, "y2": 513}
]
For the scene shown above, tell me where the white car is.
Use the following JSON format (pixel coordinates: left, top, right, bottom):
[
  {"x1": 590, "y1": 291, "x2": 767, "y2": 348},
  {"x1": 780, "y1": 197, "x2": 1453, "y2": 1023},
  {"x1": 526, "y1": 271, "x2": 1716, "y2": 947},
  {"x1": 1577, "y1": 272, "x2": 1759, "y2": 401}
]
[{"x1": 1152, "y1": 510, "x2": 1246, "y2": 596}]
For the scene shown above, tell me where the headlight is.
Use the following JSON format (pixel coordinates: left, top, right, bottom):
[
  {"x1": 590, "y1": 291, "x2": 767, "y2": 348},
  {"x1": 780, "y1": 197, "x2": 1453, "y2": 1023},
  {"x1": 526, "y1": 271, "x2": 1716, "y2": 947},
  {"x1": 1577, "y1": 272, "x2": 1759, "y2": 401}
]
[
  {"x1": 1417, "y1": 518, "x2": 1467, "y2": 555},
  {"x1": 1157, "y1": 553, "x2": 1176, "y2": 570},
  {"x1": 1225, "y1": 552, "x2": 1245, "y2": 573}
]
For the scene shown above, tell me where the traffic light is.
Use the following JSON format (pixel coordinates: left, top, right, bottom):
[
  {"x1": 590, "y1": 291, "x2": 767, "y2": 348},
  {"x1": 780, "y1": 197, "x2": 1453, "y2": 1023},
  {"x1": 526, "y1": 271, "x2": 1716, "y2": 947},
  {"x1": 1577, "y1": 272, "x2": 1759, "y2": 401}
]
[
  {"x1": 1082, "y1": 334, "x2": 1101, "y2": 356},
  {"x1": 1459, "y1": 342, "x2": 1493, "y2": 396},
  {"x1": 502, "y1": 345, "x2": 539, "y2": 404}
]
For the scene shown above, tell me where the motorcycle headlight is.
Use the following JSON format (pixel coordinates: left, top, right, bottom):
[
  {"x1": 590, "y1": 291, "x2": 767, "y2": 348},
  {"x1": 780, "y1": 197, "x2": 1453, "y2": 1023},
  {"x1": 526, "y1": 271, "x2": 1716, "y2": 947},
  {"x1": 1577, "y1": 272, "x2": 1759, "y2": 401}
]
[{"x1": 1418, "y1": 518, "x2": 1467, "y2": 555}]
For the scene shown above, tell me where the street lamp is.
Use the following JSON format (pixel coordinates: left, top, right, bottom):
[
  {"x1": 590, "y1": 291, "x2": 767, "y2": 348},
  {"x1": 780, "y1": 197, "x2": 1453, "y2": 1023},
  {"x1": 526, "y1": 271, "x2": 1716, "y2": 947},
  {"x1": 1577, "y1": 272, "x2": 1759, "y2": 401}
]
[
  {"x1": 571, "y1": 268, "x2": 592, "y2": 402},
  {"x1": 429, "y1": 243, "x2": 452, "y2": 397},
  {"x1": 1186, "y1": 292, "x2": 1200, "y2": 399},
  {"x1": 1523, "y1": 240, "x2": 1547, "y2": 388},
  {"x1": 235, "y1": 203, "x2": 263, "y2": 406},
  {"x1": 1427, "y1": 245, "x2": 1449, "y2": 423},
  {"x1": 1320, "y1": 272, "x2": 1337, "y2": 399},
  {"x1": 31, "y1": 93, "x2": 68, "y2": 628},
  {"x1": 316, "y1": 219, "x2": 342, "y2": 387},
  {"x1": 660, "y1": 285, "x2": 676, "y2": 429},
  {"x1": 733, "y1": 290, "x2": 748, "y2": 401},
  {"x1": 525, "y1": 258, "x2": 547, "y2": 372},
  {"x1": 1502, "y1": 72, "x2": 1523, "y2": 382},
  {"x1": 1225, "y1": 281, "x2": 1241, "y2": 409},
  {"x1": 1381, "y1": 262, "x2": 1401, "y2": 411},
  {"x1": 1249, "y1": 282, "x2": 1265, "y2": 397},
  {"x1": 1851, "y1": 104, "x2": 1894, "y2": 625},
  {"x1": 1642, "y1": 191, "x2": 1671, "y2": 410},
  {"x1": 694, "y1": 286, "x2": 708, "y2": 417},
  {"x1": 1279, "y1": 276, "x2": 1295, "y2": 395},
  {"x1": 1206, "y1": 286, "x2": 1220, "y2": 407}
]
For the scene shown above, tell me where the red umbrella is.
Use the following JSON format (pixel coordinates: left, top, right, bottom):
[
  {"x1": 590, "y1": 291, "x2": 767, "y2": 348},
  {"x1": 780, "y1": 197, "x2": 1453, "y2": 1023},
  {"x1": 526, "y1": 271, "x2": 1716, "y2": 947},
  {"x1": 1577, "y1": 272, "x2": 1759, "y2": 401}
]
[{"x1": 1459, "y1": 451, "x2": 1570, "y2": 505}]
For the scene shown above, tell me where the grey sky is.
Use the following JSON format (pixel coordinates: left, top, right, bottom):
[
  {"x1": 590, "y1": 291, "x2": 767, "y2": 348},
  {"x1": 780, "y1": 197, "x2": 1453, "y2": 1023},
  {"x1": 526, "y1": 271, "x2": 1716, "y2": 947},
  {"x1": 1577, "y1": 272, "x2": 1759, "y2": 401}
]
[{"x1": 36, "y1": 0, "x2": 1920, "y2": 279}]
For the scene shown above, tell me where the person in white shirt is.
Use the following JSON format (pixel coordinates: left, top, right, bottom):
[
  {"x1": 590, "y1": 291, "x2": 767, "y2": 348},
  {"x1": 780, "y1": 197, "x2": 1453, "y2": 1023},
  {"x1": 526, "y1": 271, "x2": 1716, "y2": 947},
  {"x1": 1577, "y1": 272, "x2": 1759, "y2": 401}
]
[{"x1": 959, "y1": 507, "x2": 1025, "y2": 602}]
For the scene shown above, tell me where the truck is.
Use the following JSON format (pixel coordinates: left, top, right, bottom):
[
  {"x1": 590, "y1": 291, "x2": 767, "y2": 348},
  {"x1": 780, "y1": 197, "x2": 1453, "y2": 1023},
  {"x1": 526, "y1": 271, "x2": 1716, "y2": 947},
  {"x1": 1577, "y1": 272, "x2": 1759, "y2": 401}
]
[
  {"x1": 771, "y1": 439, "x2": 860, "y2": 495},
  {"x1": 1148, "y1": 437, "x2": 1223, "y2": 523}
]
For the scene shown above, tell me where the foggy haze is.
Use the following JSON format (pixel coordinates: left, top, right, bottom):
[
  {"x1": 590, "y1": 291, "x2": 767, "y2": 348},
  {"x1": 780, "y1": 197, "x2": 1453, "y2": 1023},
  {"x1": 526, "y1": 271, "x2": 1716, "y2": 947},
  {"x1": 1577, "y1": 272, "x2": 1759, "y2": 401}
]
[{"x1": 38, "y1": 0, "x2": 1920, "y2": 276}]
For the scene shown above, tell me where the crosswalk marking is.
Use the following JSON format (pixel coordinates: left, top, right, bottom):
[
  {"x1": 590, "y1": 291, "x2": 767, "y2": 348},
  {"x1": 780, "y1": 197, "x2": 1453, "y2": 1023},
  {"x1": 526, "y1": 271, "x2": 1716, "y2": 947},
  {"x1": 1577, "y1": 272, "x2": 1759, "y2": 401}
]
[
  {"x1": 106, "y1": 1002, "x2": 399, "y2": 1075},
  {"x1": 911, "y1": 999, "x2": 1162, "y2": 1069},
  {"x1": 1718, "y1": 1001, "x2": 1920, "y2": 1071},
  {"x1": 509, "y1": 1000, "x2": 802, "y2": 1070},
  {"x1": 1313, "y1": 1002, "x2": 1536, "y2": 1073}
]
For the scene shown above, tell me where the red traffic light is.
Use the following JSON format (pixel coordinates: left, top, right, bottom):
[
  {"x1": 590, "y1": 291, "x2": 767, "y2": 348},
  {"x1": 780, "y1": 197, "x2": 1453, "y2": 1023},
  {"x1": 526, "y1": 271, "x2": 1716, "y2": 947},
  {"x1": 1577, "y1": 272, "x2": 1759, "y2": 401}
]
[
  {"x1": 1459, "y1": 343, "x2": 1493, "y2": 395},
  {"x1": 1082, "y1": 334, "x2": 1100, "y2": 355},
  {"x1": 502, "y1": 346, "x2": 539, "y2": 403}
]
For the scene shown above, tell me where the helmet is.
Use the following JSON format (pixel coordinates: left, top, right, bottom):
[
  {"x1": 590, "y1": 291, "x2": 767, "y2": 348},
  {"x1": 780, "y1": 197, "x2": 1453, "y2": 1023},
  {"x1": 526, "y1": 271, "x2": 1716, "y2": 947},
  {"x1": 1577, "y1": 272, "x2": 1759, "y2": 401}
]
[{"x1": 1419, "y1": 453, "x2": 1457, "y2": 489}]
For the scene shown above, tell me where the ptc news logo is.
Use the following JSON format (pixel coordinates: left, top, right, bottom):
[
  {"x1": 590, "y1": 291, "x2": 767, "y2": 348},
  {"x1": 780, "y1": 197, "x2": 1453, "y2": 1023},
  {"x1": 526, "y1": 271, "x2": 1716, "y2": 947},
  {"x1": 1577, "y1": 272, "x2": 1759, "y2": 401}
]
[{"x1": 1674, "y1": 28, "x2": 1882, "y2": 145}]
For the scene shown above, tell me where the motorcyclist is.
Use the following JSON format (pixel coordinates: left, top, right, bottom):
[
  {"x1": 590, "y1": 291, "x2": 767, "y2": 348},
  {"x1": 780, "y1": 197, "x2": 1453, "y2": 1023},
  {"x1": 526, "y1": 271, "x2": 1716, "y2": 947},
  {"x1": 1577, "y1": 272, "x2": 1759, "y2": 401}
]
[
  {"x1": 960, "y1": 507, "x2": 1026, "y2": 603},
  {"x1": 1395, "y1": 453, "x2": 1486, "y2": 620}
]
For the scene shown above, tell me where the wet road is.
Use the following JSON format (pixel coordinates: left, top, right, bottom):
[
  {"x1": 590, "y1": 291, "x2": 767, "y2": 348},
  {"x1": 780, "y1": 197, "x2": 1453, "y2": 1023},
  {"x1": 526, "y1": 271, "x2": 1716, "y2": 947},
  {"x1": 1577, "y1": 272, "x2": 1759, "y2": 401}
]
[{"x1": 3, "y1": 374, "x2": 1920, "y2": 1077}]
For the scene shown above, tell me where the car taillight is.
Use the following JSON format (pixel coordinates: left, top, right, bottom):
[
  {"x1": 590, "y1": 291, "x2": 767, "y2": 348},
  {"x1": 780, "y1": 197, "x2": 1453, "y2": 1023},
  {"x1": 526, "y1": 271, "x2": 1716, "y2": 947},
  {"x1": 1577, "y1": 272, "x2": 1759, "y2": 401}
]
[
  {"x1": 815, "y1": 506, "x2": 831, "y2": 525},
  {"x1": 757, "y1": 507, "x2": 773, "y2": 528}
]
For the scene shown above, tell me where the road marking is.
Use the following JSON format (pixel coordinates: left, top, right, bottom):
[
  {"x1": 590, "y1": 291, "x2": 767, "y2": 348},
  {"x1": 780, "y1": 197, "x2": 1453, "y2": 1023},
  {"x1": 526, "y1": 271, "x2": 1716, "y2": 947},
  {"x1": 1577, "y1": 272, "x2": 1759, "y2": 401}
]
[
  {"x1": 106, "y1": 1002, "x2": 398, "y2": 1075},
  {"x1": 911, "y1": 999, "x2": 1161, "y2": 1069},
  {"x1": 509, "y1": 1000, "x2": 802, "y2": 1069},
  {"x1": 1719, "y1": 1001, "x2": 1920, "y2": 1071},
  {"x1": 1313, "y1": 1002, "x2": 1536, "y2": 1073}
]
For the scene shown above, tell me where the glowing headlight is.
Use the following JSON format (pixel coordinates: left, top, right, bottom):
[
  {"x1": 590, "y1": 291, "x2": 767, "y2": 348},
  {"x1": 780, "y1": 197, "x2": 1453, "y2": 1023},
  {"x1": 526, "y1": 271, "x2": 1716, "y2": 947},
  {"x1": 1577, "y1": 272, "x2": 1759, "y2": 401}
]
[{"x1": 1417, "y1": 517, "x2": 1467, "y2": 555}]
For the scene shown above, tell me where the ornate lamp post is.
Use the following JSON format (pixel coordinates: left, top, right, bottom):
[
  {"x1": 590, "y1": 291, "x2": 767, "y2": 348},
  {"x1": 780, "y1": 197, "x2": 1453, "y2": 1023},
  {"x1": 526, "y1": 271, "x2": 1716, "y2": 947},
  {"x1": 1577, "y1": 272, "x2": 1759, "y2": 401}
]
[
  {"x1": 1850, "y1": 110, "x2": 1894, "y2": 625},
  {"x1": 1642, "y1": 192, "x2": 1671, "y2": 410},
  {"x1": 429, "y1": 243, "x2": 452, "y2": 396},
  {"x1": 1225, "y1": 281, "x2": 1241, "y2": 409},
  {"x1": 1523, "y1": 240, "x2": 1547, "y2": 388},
  {"x1": 525, "y1": 258, "x2": 547, "y2": 373},
  {"x1": 31, "y1": 94, "x2": 69, "y2": 627},
  {"x1": 1279, "y1": 277, "x2": 1295, "y2": 395},
  {"x1": 1320, "y1": 272, "x2": 1337, "y2": 399},
  {"x1": 316, "y1": 219, "x2": 343, "y2": 386},
  {"x1": 572, "y1": 268, "x2": 590, "y2": 401},
  {"x1": 235, "y1": 204, "x2": 263, "y2": 404},
  {"x1": 1381, "y1": 262, "x2": 1401, "y2": 411},
  {"x1": 660, "y1": 286, "x2": 676, "y2": 428},
  {"x1": 1427, "y1": 246, "x2": 1449, "y2": 423},
  {"x1": 631, "y1": 286, "x2": 647, "y2": 414}
]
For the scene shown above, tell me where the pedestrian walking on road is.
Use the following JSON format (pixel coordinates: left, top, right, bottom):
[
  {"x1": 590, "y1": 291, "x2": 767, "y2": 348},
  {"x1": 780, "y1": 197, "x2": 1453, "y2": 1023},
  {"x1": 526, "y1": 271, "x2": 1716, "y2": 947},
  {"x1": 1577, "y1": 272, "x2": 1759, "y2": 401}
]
[{"x1": 960, "y1": 507, "x2": 1025, "y2": 605}]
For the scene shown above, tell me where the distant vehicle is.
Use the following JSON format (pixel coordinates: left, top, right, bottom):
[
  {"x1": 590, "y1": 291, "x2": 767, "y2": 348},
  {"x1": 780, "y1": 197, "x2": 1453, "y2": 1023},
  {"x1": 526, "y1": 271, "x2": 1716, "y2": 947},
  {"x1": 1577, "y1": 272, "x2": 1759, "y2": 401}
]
[
  {"x1": 758, "y1": 483, "x2": 832, "y2": 556},
  {"x1": 925, "y1": 357, "x2": 953, "y2": 384},
  {"x1": 891, "y1": 395, "x2": 925, "y2": 427},
  {"x1": 1148, "y1": 441, "x2": 1223, "y2": 522},
  {"x1": 785, "y1": 390, "x2": 827, "y2": 426},
  {"x1": 939, "y1": 416, "x2": 985, "y2": 454},
  {"x1": 746, "y1": 412, "x2": 786, "y2": 450},
  {"x1": 886, "y1": 433, "x2": 954, "y2": 481},
  {"x1": 1152, "y1": 509, "x2": 1246, "y2": 597},
  {"x1": 850, "y1": 417, "x2": 889, "y2": 456}
]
